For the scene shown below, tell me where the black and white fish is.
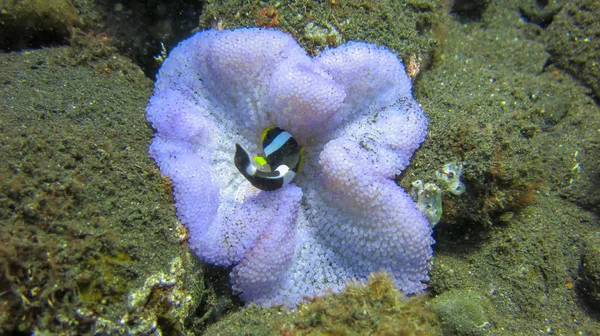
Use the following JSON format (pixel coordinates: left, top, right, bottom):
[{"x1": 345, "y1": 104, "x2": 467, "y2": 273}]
[{"x1": 234, "y1": 127, "x2": 304, "y2": 191}]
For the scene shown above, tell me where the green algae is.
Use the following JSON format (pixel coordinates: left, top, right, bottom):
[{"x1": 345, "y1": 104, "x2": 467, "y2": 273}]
[
  {"x1": 285, "y1": 273, "x2": 441, "y2": 336},
  {"x1": 544, "y1": 0, "x2": 600, "y2": 102},
  {"x1": 204, "y1": 272, "x2": 442, "y2": 336},
  {"x1": 400, "y1": 0, "x2": 600, "y2": 334},
  {"x1": 0, "y1": 0, "x2": 78, "y2": 50},
  {"x1": 199, "y1": 0, "x2": 441, "y2": 62},
  {"x1": 580, "y1": 232, "x2": 600, "y2": 310},
  {"x1": 431, "y1": 289, "x2": 495, "y2": 336},
  {"x1": 406, "y1": 1, "x2": 600, "y2": 228},
  {"x1": 203, "y1": 305, "x2": 282, "y2": 336},
  {"x1": 71, "y1": 0, "x2": 206, "y2": 77},
  {"x1": 0, "y1": 47, "x2": 207, "y2": 334}
]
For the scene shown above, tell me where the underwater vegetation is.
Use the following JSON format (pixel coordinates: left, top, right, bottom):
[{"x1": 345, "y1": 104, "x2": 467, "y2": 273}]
[
  {"x1": 284, "y1": 272, "x2": 441, "y2": 336},
  {"x1": 204, "y1": 272, "x2": 442, "y2": 336},
  {"x1": 0, "y1": 46, "x2": 210, "y2": 334},
  {"x1": 542, "y1": 0, "x2": 600, "y2": 102},
  {"x1": 0, "y1": 62, "x2": 137, "y2": 331},
  {"x1": 0, "y1": 0, "x2": 77, "y2": 50},
  {"x1": 409, "y1": 0, "x2": 600, "y2": 334},
  {"x1": 199, "y1": 0, "x2": 440, "y2": 61}
]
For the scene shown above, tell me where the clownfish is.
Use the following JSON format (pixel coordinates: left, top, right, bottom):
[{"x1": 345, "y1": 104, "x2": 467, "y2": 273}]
[{"x1": 234, "y1": 127, "x2": 304, "y2": 191}]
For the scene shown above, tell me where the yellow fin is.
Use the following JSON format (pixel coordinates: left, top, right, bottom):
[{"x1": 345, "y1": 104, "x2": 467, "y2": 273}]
[
  {"x1": 261, "y1": 126, "x2": 276, "y2": 141},
  {"x1": 253, "y1": 155, "x2": 267, "y2": 166},
  {"x1": 296, "y1": 147, "x2": 305, "y2": 174}
]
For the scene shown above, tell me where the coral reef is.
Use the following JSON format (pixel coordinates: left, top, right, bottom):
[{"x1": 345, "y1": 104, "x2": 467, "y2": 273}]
[{"x1": 147, "y1": 28, "x2": 432, "y2": 308}]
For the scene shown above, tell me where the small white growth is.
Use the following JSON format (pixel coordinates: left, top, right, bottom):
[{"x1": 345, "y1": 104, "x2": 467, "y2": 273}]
[
  {"x1": 436, "y1": 162, "x2": 466, "y2": 195},
  {"x1": 153, "y1": 42, "x2": 167, "y2": 64},
  {"x1": 303, "y1": 22, "x2": 342, "y2": 46},
  {"x1": 411, "y1": 180, "x2": 443, "y2": 227}
]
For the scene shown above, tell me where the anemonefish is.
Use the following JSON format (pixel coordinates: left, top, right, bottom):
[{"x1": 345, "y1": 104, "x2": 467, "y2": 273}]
[{"x1": 234, "y1": 127, "x2": 304, "y2": 191}]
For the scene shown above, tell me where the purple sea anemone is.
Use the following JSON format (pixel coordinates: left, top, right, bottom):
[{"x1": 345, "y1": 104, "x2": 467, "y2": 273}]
[{"x1": 147, "y1": 28, "x2": 433, "y2": 308}]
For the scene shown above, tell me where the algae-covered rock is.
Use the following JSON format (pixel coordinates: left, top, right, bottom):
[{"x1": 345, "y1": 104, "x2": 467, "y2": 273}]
[
  {"x1": 204, "y1": 272, "x2": 441, "y2": 336},
  {"x1": 285, "y1": 273, "x2": 441, "y2": 335},
  {"x1": 199, "y1": 0, "x2": 442, "y2": 64},
  {"x1": 518, "y1": 0, "x2": 561, "y2": 28},
  {"x1": 545, "y1": 0, "x2": 600, "y2": 101},
  {"x1": 431, "y1": 289, "x2": 494, "y2": 336},
  {"x1": 0, "y1": 0, "x2": 77, "y2": 50},
  {"x1": 203, "y1": 305, "x2": 282, "y2": 336},
  {"x1": 580, "y1": 232, "x2": 600, "y2": 310},
  {"x1": 0, "y1": 46, "x2": 207, "y2": 335},
  {"x1": 449, "y1": 0, "x2": 491, "y2": 20}
]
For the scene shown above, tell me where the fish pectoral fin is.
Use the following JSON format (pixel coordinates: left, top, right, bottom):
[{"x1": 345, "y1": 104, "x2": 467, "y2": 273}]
[
  {"x1": 234, "y1": 144, "x2": 257, "y2": 177},
  {"x1": 253, "y1": 155, "x2": 268, "y2": 167}
]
